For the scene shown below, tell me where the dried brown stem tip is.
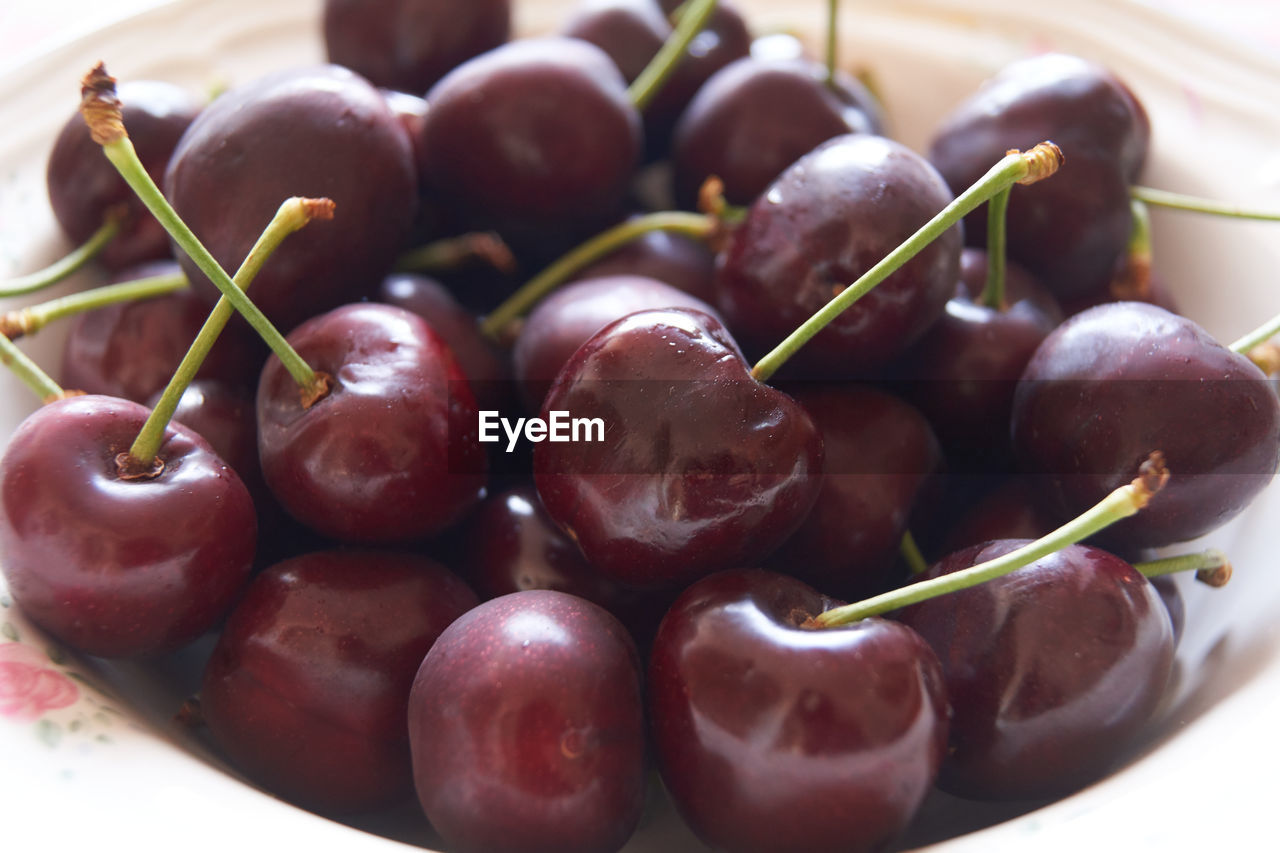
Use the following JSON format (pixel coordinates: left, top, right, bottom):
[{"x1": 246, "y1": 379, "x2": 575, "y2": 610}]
[
  {"x1": 302, "y1": 198, "x2": 337, "y2": 223},
  {"x1": 80, "y1": 62, "x2": 126, "y2": 146},
  {"x1": 300, "y1": 370, "x2": 334, "y2": 410},
  {"x1": 1196, "y1": 561, "x2": 1233, "y2": 588},
  {"x1": 1015, "y1": 141, "x2": 1064, "y2": 186},
  {"x1": 1133, "y1": 450, "x2": 1171, "y2": 506},
  {"x1": 0, "y1": 310, "x2": 33, "y2": 341},
  {"x1": 1247, "y1": 341, "x2": 1280, "y2": 377}
]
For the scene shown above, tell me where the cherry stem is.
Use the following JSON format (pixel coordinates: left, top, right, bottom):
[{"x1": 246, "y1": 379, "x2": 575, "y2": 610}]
[
  {"x1": 0, "y1": 271, "x2": 187, "y2": 340},
  {"x1": 1230, "y1": 310, "x2": 1280, "y2": 356},
  {"x1": 125, "y1": 197, "x2": 332, "y2": 468},
  {"x1": 752, "y1": 142, "x2": 1063, "y2": 383},
  {"x1": 810, "y1": 450, "x2": 1169, "y2": 628},
  {"x1": 1133, "y1": 548, "x2": 1231, "y2": 588},
  {"x1": 80, "y1": 63, "x2": 321, "y2": 394},
  {"x1": 1247, "y1": 341, "x2": 1280, "y2": 376},
  {"x1": 0, "y1": 331, "x2": 64, "y2": 402},
  {"x1": 1131, "y1": 185, "x2": 1280, "y2": 221},
  {"x1": 629, "y1": 0, "x2": 717, "y2": 112},
  {"x1": 479, "y1": 211, "x2": 717, "y2": 340},
  {"x1": 825, "y1": 0, "x2": 839, "y2": 90},
  {"x1": 900, "y1": 529, "x2": 928, "y2": 575},
  {"x1": 1109, "y1": 198, "x2": 1153, "y2": 301},
  {"x1": 0, "y1": 210, "x2": 123, "y2": 298},
  {"x1": 396, "y1": 231, "x2": 516, "y2": 276},
  {"x1": 979, "y1": 187, "x2": 1010, "y2": 310}
]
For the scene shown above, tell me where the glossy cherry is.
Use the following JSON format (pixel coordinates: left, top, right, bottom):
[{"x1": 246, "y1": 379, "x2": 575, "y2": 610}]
[
  {"x1": 898, "y1": 540, "x2": 1174, "y2": 800},
  {"x1": 928, "y1": 53, "x2": 1149, "y2": 299},
  {"x1": 572, "y1": 223, "x2": 716, "y2": 303},
  {"x1": 1011, "y1": 301, "x2": 1280, "y2": 550},
  {"x1": 649, "y1": 569, "x2": 949, "y2": 853},
  {"x1": 165, "y1": 64, "x2": 417, "y2": 332},
  {"x1": 511, "y1": 274, "x2": 719, "y2": 412},
  {"x1": 0, "y1": 395, "x2": 255, "y2": 657},
  {"x1": 769, "y1": 384, "x2": 942, "y2": 600},
  {"x1": 201, "y1": 549, "x2": 478, "y2": 813},
  {"x1": 47, "y1": 80, "x2": 199, "y2": 271},
  {"x1": 415, "y1": 37, "x2": 641, "y2": 259},
  {"x1": 323, "y1": 0, "x2": 510, "y2": 94},
  {"x1": 672, "y1": 55, "x2": 880, "y2": 207},
  {"x1": 534, "y1": 307, "x2": 823, "y2": 588},
  {"x1": 715, "y1": 133, "x2": 961, "y2": 376},
  {"x1": 408, "y1": 589, "x2": 646, "y2": 853},
  {"x1": 257, "y1": 302, "x2": 486, "y2": 544},
  {"x1": 893, "y1": 248, "x2": 1062, "y2": 465}
]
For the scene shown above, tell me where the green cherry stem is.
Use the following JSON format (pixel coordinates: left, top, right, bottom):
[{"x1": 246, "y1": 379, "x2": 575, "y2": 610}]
[
  {"x1": 810, "y1": 451, "x2": 1169, "y2": 628},
  {"x1": 395, "y1": 231, "x2": 516, "y2": 275},
  {"x1": 0, "y1": 210, "x2": 123, "y2": 298},
  {"x1": 479, "y1": 211, "x2": 717, "y2": 340},
  {"x1": 0, "y1": 331, "x2": 65, "y2": 402},
  {"x1": 1133, "y1": 548, "x2": 1232, "y2": 588},
  {"x1": 979, "y1": 187, "x2": 1010, "y2": 310},
  {"x1": 629, "y1": 0, "x2": 717, "y2": 112},
  {"x1": 123, "y1": 196, "x2": 333, "y2": 473},
  {"x1": 899, "y1": 529, "x2": 929, "y2": 576},
  {"x1": 751, "y1": 142, "x2": 1063, "y2": 383},
  {"x1": 79, "y1": 63, "x2": 322, "y2": 396},
  {"x1": 825, "y1": 0, "x2": 839, "y2": 90},
  {"x1": 1229, "y1": 309, "x2": 1280, "y2": 356},
  {"x1": 0, "y1": 271, "x2": 187, "y2": 340},
  {"x1": 1131, "y1": 185, "x2": 1280, "y2": 221}
]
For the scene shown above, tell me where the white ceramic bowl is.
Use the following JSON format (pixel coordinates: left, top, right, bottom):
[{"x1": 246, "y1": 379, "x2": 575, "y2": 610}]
[{"x1": 2, "y1": 1, "x2": 1279, "y2": 850}]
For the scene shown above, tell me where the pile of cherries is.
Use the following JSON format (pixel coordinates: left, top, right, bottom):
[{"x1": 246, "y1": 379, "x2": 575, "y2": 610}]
[{"x1": 2, "y1": 1, "x2": 1279, "y2": 851}]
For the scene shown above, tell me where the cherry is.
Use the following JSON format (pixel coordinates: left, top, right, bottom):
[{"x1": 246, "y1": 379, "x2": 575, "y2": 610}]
[
  {"x1": 323, "y1": 0, "x2": 510, "y2": 94},
  {"x1": 0, "y1": 395, "x2": 255, "y2": 657},
  {"x1": 164, "y1": 64, "x2": 417, "y2": 332},
  {"x1": 892, "y1": 248, "x2": 1062, "y2": 466},
  {"x1": 672, "y1": 55, "x2": 880, "y2": 207},
  {"x1": 415, "y1": 36, "x2": 641, "y2": 260},
  {"x1": 257, "y1": 302, "x2": 486, "y2": 544},
  {"x1": 511, "y1": 273, "x2": 719, "y2": 412},
  {"x1": 768, "y1": 384, "x2": 942, "y2": 600},
  {"x1": 648, "y1": 569, "x2": 949, "y2": 853},
  {"x1": 534, "y1": 307, "x2": 823, "y2": 588},
  {"x1": 408, "y1": 589, "x2": 646, "y2": 853},
  {"x1": 572, "y1": 222, "x2": 716, "y2": 303},
  {"x1": 47, "y1": 80, "x2": 199, "y2": 272},
  {"x1": 928, "y1": 53, "x2": 1149, "y2": 299},
  {"x1": 201, "y1": 549, "x2": 478, "y2": 813},
  {"x1": 376, "y1": 272, "x2": 513, "y2": 412},
  {"x1": 898, "y1": 540, "x2": 1174, "y2": 800},
  {"x1": 59, "y1": 261, "x2": 263, "y2": 403},
  {"x1": 1011, "y1": 301, "x2": 1280, "y2": 550},
  {"x1": 715, "y1": 133, "x2": 961, "y2": 376}
]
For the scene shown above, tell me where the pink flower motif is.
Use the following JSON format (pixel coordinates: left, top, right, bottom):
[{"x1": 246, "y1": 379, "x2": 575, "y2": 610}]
[{"x1": 0, "y1": 642, "x2": 79, "y2": 722}]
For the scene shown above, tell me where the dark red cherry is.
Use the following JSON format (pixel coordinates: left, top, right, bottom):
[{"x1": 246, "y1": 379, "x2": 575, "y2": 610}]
[
  {"x1": 149, "y1": 379, "x2": 262, "y2": 499},
  {"x1": 165, "y1": 65, "x2": 417, "y2": 332},
  {"x1": 47, "y1": 80, "x2": 199, "y2": 272},
  {"x1": 928, "y1": 53, "x2": 1149, "y2": 299},
  {"x1": 898, "y1": 540, "x2": 1174, "y2": 800},
  {"x1": 377, "y1": 272, "x2": 512, "y2": 412},
  {"x1": 0, "y1": 395, "x2": 255, "y2": 657},
  {"x1": 672, "y1": 56, "x2": 880, "y2": 207},
  {"x1": 257, "y1": 302, "x2": 486, "y2": 544},
  {"x1": 534, "y1": 307, "x2": 823, "y2": 588},
  {"x1": 201, "y1": 549, "x2": 478, "y2": 813},
  {"x1": 768, "y1": 385, "x2": 942, "y2": 601},
  {"x1": 416, "y1": 37, "x2": 641, "y2": 259},
  {"x1": 408, "y1": 589, "x2": 646, "y2": 853},
  {"x1": 572, "y1": 223, "x2": 716, "y2": 303},
  {"x1": 1011, "y1": 302, "x2": 1280, "y2": 550},
  {"x1": 715, "y1": 133, "x2": 961, "y2": 376},
  {"x1": 649, "y1": 569, "x2": 949, "y2": 853},
  {"x1": 324, "y1": 0, "x2": 510, "y2": 94},
  {"x1": 59, "y1": 261, "x2": 263, "y2": 403},
  {"x1": 893, "y1": 249, "x2": 1063, "y2": 465},
  {"x1": 512, "y1": 274, "x2": 719, "y2": 412}
]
